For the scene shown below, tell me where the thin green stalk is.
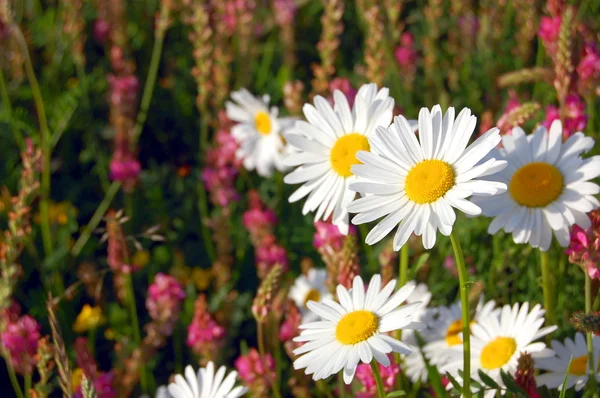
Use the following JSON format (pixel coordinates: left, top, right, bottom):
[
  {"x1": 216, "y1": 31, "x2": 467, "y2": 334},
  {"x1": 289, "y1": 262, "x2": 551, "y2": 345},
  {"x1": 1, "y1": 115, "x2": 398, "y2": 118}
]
[
  {"x1": 256, "y1": 322, "x2": 281, "y2": 398},
  {"x1": 13, "y1": 24, "x2": 53, "y2": 258},
  {"x1": 71, "y1": 181, "x2": 121, "y2": 257},
  {"x1": 2, "y1": 350, "x2": 25, "y2": 398},
  {"x1": 370, "y1": 361, "x2": 386, "y2": 398},
  {"x1": 271, "y1": 314, "x2": 282, "y2": 398},
  {"x1": 399, "y1": 243, "x2": 409, "y2": 286},
  {"x1": 0, "y1": 68, "x2": 25, "y2": 150},
  {"x1": 198, "y1": 119, "x2": 216, "y2": 262},
  {"x1": 74, "y1": 60, "x2": 89, "y2": 108},
  {"x1": 125, "y1": 272, "x2": 147, "y2": 393},
  {"x1": 539, "y1": 250, "x2": 555, "y2": 326},
  {"x1": 337, "y1": 373, "x2": 346, "y2": 398},
  {"x1": 24, "y1": 372, "x2": 31, "y2": 396},
  {"x1": 316, "y1": 380, "x2": 334, "y2": 398},
  {"x1": 88, "y1": 327, "x2": 97, "y2": 357},
  {"x1": 585, "y1": 272, "x2": 599, "y2": 398},
  {"x1": 131, "y1": 3, "x2": 170, "y2": 150},
  {"x1": 449, "y1": 231, "x2": 471, "y2": 398},
  {"x1": 359, "y1": 224, "x2": 375, "y2": 271},
  {"x1": 174, "y1": 323, "x2": 183, "y2": 374}
]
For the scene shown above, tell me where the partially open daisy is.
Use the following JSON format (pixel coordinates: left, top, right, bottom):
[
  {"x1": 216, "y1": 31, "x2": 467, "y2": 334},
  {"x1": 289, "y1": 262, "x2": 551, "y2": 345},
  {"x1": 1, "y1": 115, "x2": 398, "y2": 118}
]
[
  {"x1": 347, "y1": 105, "x2": 507, "y2": 250},
  {"x1": 288, "y1": 268, "x2": 333, "y2": 322},
  {"x1": 443, "y1": 302, "x2": 556, "y2": 398},
  {"x1": 293, "y1": 274, "x2": 425, "y2": 383},
  {"x1": 168, "y1": 362, "x2": 247, "y2": 398},
  {"x1": 226, "y1": 88, "x2": 293, "y2": 177},
  {"x1": 422, "y1": 299, "x2": 499, "y2": 368},
  {"x1": 283, "y1": 84, "x2": 395, "y2": 234},
  {"x1": 536, "y1": 332, "x2": 600, "y2": 391},
  {"x1": 472, "y1": 120, "x2": 600, "y2": 251}
]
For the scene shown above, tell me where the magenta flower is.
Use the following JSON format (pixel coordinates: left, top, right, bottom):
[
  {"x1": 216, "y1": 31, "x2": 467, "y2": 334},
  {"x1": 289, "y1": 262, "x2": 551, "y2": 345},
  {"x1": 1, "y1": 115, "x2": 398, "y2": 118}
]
[
  {"x1": 355, "y1": 355, "x2": 400, "y2": 398},
  {"x1": 328, "y1": 78, "x2": 357, "y2": 108},
  {"x1": 542, "y1": 94, "x2": 588, "y2": 139},
  {"x1": 234, "y1": 348, "x2": 276, "y2": 395},
  {"x1": 1, "y1": 315, "x2": 41, "y2": 375},
  {"x1": 394, "y1": 32, "x2": 418, "y2": 68},
  {"x1": 146, "y1": 273, "x2": 186, "y2": 332},
  {"x1": 186, "y1": 295, "x2": 226, "y2": 357},
  {"x1": 538, "y1": 16, "x2": 561, "y2": 48},
  {"x1": 74, "y1": 372, "x2": 117, "y2": 398},
  {"x1": 567, "y1": 210, "x2": 600, "y2": 280},
  {"x1": 313, "y1": 220, "x2": 352, "y2": 251}
]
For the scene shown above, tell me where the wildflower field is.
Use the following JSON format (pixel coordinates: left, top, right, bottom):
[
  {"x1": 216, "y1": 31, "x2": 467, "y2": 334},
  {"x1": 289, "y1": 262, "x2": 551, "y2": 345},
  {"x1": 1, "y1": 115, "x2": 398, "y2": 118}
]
[{"x1": 1, "y1": 0, "x2": 600, "y2": 397}]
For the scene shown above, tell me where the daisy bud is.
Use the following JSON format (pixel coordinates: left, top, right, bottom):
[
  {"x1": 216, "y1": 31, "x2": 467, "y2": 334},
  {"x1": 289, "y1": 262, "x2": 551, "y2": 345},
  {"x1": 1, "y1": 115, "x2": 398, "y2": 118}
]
[
  {"x1": 514, "y1": 352, "x2": 541, "y2": 398},
  {"x1": 234, "y1": 348, "x2": 276, "y2": 396},
  {"x1": 252, "y1": 264, "x2": 283, "y2": 323},
  {"x1": 570, "y1": 311, "x2": 600, "y2": 335}
]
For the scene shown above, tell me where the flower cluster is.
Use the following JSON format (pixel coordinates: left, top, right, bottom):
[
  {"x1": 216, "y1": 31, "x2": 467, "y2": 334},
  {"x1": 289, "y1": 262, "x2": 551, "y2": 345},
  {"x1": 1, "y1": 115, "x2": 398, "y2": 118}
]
[
  {"x1": 567, "y1": 209, "x2": 600, "y2": 279},
  {"x1": 235, "y1": 348, "x2": 276, "y2": 396},
  {"x1": 542, "y1": 94, "x2": 587, "y2": 139},
  {"x1": 146, "y1": 273, "x2": 186, "y2": 333},
  {"x1": 186, "y1": 294, "x2": 225, "y2": 361},
  {"x1": 1, "y1": 313, "x2": 41, "y2": 374},
  {"x1": 355, "y1": 356, "x2": 400, "y2": 398}
]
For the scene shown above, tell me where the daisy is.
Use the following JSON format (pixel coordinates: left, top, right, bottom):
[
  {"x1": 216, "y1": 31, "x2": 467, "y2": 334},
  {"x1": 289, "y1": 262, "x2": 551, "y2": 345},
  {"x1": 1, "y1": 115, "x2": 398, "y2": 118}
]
[
  {"x1": 472, "y1": 120, "x2": 600, "y2": 251},
  {"x1": 293, "y1": 274, "x2": 425, "y2": 383},
  {"x1": 168, "y1": 362, "x2": 247, "y2": 398},
  {"x1": 347, "y1": 105, "x2": 507, "y2": 250},
  {"x1": 288, "y1": 268, "x2": 333, "y2": 322},
  {"x1": 226, "y1": 88, "x2": 293, "y2": 177},
  {"x1": 443, "y1": 302, "x2": 557, "y2": 398},
  {"x1": 536, "y1": 332, "x2": 600, "y2": 391},
  {"x1": 283, "y1": 84, "x2": 396, "y2": 234}
]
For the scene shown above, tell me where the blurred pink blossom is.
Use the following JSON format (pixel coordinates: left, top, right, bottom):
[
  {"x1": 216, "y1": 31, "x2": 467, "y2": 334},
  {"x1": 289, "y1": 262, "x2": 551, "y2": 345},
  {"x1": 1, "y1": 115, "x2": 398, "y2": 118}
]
[
  {"x1": 202, "y1": 128, "x2": 241, "y2": 208},
  {"x1": 256, "y1": 235, "x2": 289, "y2": 275},
  {"x1": 355, "y1": 355, "x2": 400, "y2": 397},
  {"x1": 74, "y1": 372, "x2": 117, "y2": 398},
  {"x1": 235, "y1": 348, "x2": 276, "y2": 395},
  {"x1": 395, "y1": 32, "x2": 418, "y2": 68},
  {"x1": 542, "y1": 94, "x2": 588, "y2": 139},
  {"x1": 274, "y1": 0, "x2": 298, "y2": 26},
  {"x1": 538, "y1": 16, "x2": 561, "y2": 52},
  {"x1": 577, "y1": 43, "x2": 600, "y2": 92},
  {"x1": 567, "y1": 210, "x2": 600, "y2": 280},
  {"x1": 1, "y1": 315, "x2": 40, "y2": 375},
  {"x1": 93, "y1": 19, "x2": 110, "y2": 43},
  {"x1": 146, "y1": 273, "x2": 185, "y2": 332},
  {"x1": 187, "y1": 295, "x2": 226, "y2": 358},
  {"x1": 329, "y1": 78, "x2": 357, "y2": 108},
  {"x1": 313, "y1": 220, "x2": 351, "y2": 251}
]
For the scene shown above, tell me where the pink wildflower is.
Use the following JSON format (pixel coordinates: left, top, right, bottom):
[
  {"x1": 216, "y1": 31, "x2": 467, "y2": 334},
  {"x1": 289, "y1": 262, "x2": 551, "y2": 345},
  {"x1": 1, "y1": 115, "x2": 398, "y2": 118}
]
[
  {"x1": 279, "y1": 301, "x2": 301, "y2": 342},
  {"x1": 567, "y1": 210, "x2": 600, "y2": 280},
  {"x1": 255, "y1": 235, "x2": 289, "y2": 275},
  {"x1": 186, "y1": 295, "x2": 226, "y2": 359},
  {"x1": 1, "y1": 315, "x2": 40, "y2": 375},
  {"x1": 234, "y1": 348, "x2": 276, "y2": 396},
  {"x1": 74, "y1": 372, "x2": 117, "y2": 398},
  {"x1": 274, "y1": 0, "x2": 298, "y2": 26},
  {"x1": 355, "y1": 355, "x2": 400, "y2": 398},
  {"x1": 202, "y1": 127, "x2": 240, "y2": 208},
  {"x1": 538, "y1": 16, "x2": 561, "y2": 50},
  {"x1": 146, "y1": 273, "x2": 185, "y2": 333},
  {"x1": 93, "y1": 19, "x2": 110, "y2": 43},
  {"x1": 107, "y1": 74, "x2": 139, "y2": 112},
  {"x1": 243, "y1": 190, "x2": 278, "y2": 241},
  {"x1": 329, "y1": 78, "x2": 357, "y2": 107},
  {"x1": 577, "y1": 43, "x2": 600, "y2": 93},
  {"x1": 542, "y1": 94, "x2": 588, "y2": 139},
  {"x1": 313, "y1": 220, "x2": 350, "y2": 251},
  {"x1": 394, "y1": 32, "x2": 418, "y2": 68}
]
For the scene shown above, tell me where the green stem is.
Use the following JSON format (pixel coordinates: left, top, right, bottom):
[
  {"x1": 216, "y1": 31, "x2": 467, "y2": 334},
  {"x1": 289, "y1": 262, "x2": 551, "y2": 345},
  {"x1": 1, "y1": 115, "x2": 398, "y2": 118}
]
[
  {"x1": 74, "y1": 60, "x2": 89, "y2": 108},
  {"x1": 174, "y1": 323, "x2": 183, "y2": 374},
  {"x1": 399, "y1": 243, "x2": 409, "y2": 286},
  {"x1": 13, "y1": 24, "x2": 53, "y2": 258},
  {"x1": 370, "y1": 360, "x2": 386, "y2": 398},
  {"x1": 125, "y1": 272, "x2": 147, "y2": 392},
  {"x1": 198, "y1": 118, "x2": 216, "y2": 262},
  {"x1": 256, "y1": 322, "x2": 281, "y2": 398},
  {"x1": 449, "y1": 231, "x2": 471, "y2": 398},
  {"x1": 0, "y1": 68, "x2": 25, "y2": 150},
  {"x1": 2, "y1": 350, "x2": 25, "y2": 398},
  {"x1": 24, "y1": 373, "x2": 31, "y2": 397},
  {"x1": 585, "y1": 272, "x2": 599, "y2": 398},
  {"x1": 316, "y1": 380, "x2": 334, "y2": 398},
  {"x1": 539, "y1": 250, "x2": 555, "y2": 326},
  {"x1": 131, "y1": 3, "x2": 170, "y2": 150},
  {"x1": 88, "y1": 327, "x2": 97, "y2": 357},
  {"x1": 71, "y1": 181, "x2": 121, "y2": 257},
  {"x1": 359, "y1": 224, "x2": 375, "y2": 271},
  {"x1": 337, "y1": 372, "x2": 346, "y2": 398}
]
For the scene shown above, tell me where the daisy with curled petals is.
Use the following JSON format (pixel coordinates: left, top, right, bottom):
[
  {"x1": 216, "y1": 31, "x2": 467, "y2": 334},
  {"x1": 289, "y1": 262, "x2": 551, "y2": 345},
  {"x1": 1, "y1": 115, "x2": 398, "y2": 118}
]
[
  {"x1": 283, "y1": 84, "x2": 396, "y2": 234},
  {"x1": 293, "y1": 274, "x2": 425, "y2": 384},
  {"x1": 347, "y1": 105, "x2": 507, "y2": 250},
  {"x1": 472, "y1": 120, "x2": 600, "y2": 251},
  {"x1": 443, "y1": 302, "x2": 557, "y2": 398},
  {"x1": 536, "y1": 332, "x2": 600, "y2": 391},
  {"x1": 288, "y1": 268, "x2": 333, "y2": 322},
  {"x1": 168, "y1": 362, "x2": 247, "y2": 398},
  {"x1": 226, "y1": 88, "x2": 293, "y2": 177}
]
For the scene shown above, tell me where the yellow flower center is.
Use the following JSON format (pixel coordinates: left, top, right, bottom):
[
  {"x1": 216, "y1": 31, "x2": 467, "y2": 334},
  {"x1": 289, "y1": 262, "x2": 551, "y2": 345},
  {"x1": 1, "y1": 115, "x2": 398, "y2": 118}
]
[
  {"x1": 509, "y1": 162, "x2": 564, "y2": 208},
  {"x1": 255, "y1": 111, "x2": 272, "y2": 135},
  {"x1": 72, "y1": 368, "x2": 83, "y2": 392},
  {"x1": 303, "y1": 289, "x2": 321, "y2": 308},
  {"x1": 330, "y1": 133, "x2": 371, "y2": 177},
  {"x1": 569, "y1": 355, "x2": 588, "y2": 376},
  {"x1": 335, "y1": 310, "x2": 379, "y2": 345},
  {"x1": 480, "y1": 337, "x2": 517, "y2": 369},
  {"x1": 446, "y1": 319, "x2": 463, "y2": 346},
  {"x1": 405, "y1": 160, "x2": 456, "y2": 204}
]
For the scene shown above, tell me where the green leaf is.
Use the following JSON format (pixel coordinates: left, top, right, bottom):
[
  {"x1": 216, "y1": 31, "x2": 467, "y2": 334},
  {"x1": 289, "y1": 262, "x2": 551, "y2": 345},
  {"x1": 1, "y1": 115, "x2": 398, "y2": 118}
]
[
  {"x1": 558, "y1": 357, "x2": 572, "y2": 398},
  {"x1": 386, "y1": 391, "x2": 406, "y2": 397},
  {"x1": 477, "y1": 369, "x2": 501, "y2": 389},
  {"x1": 500, "y1": 370, "x2": 528, "y2": 397},
  {"x1": 446, "y1": 372, "x2": 463, "y2": 393}
]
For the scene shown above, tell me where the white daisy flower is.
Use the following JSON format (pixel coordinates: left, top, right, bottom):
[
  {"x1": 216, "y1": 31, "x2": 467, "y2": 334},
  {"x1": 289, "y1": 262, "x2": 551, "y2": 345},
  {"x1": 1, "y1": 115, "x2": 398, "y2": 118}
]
[
  {"x1": 347, "y1": 105, "x2": 507, "y2": 250},
  {"x1": 288, "y1": 268, "x2": 333, "y2": 322},
  {"x1": 283, "y1": 84, "x2": 396, "y2": 234},
  {"x1": 472, "y1": 120, "x2": 600, "y2": 251},
  {"x1": 168, "y1": 362, "x2": 247, "y2": 398},
  {"x1": 443, "y1": 302, "x2": 557, "y2": 398},
  {"x1": 293, "y1": 274, "x2": 425, "y2": 384},
  {"x1": 423, "y1": 299, "x2": 499, "y2": 368},
  {"x1": 226, "y1": 88, "x2": 293, "y2": 177},
  {"x1": 139, "y1": 386, "x2": 172, "y2": 398},
  {"x1": 536, "y1": 332, "x2": 600, "y2": 391}
]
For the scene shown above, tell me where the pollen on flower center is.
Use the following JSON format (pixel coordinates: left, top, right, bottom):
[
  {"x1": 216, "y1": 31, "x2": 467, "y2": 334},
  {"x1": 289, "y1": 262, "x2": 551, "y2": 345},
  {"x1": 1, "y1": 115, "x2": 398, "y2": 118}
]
[
  {"x1": 303, "y1": 289, "x2": 321, "y2": 308},
  {"x1": 255, "y1": 111, "x2": 272, "y2": 135},
  {"x1": 480, "y1": 337, "x2": 517, "y2": 369},
  {"x1": 405, "y1": 160, "x2": 456, "y2": 204},
  {"x1": 335, "y1": 310, "x2": 379, "y2": 345},
  {"x1": 569, "y1": 355, "x2": 588, "y2": 376},
  {"x1": 330, "y1": 133, "x2": 371, "y2": 177},
  {"x1": 509, "y1": 162, "x2": 564, "y2": 208}
]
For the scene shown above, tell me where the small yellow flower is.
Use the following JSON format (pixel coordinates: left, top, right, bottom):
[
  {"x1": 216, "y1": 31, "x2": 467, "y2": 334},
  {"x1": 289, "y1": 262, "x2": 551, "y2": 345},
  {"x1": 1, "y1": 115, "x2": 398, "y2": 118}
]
[
  {"x1": 190, "y1": 267, "x2": 213, "y2": 291},
  {"x1": 72, "y1": 368, "x2": 83, "y2": 392},
  {"x1": 132, "y1": 250, "x2": 151, "y2": 268},
  {"x1": 104, "y1": 328, "x2": 116, "y2": 340},
  {"x1": 73, "y1": 304, "x2": 106, "y2": 333},
  {"x1": 34, "y1": 201, "x2": 78, "y2": 226}
]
